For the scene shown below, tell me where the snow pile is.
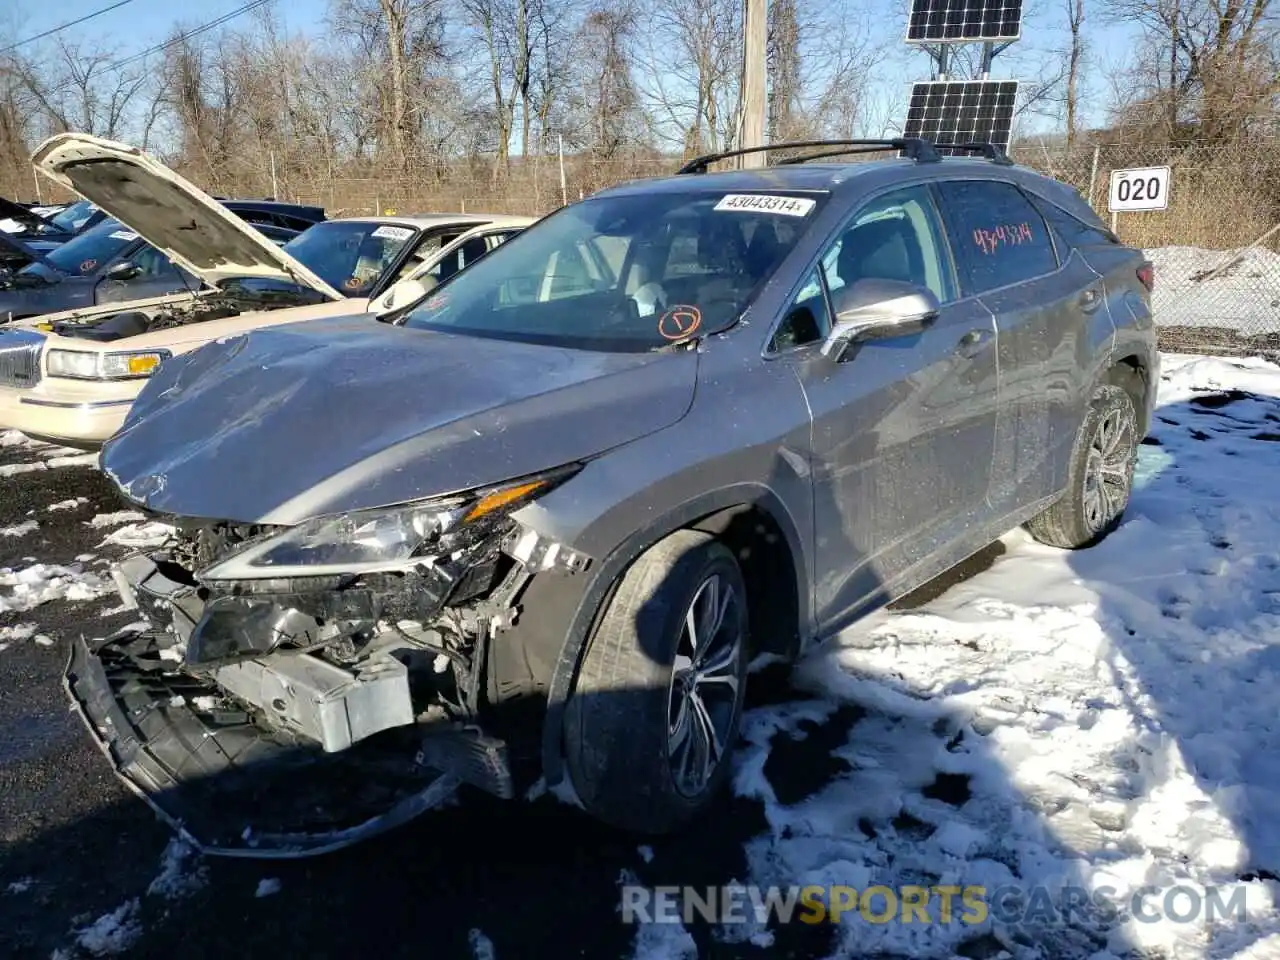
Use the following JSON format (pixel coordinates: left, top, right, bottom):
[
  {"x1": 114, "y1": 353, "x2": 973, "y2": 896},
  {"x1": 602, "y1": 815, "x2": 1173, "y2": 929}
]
[
  {"x1": 0, "y1": 519, "x2": 38, "y2": 538},
  {"x1": 728, "y1": 354, "x2": 1280, "y2": 959},
  {"x1": 468, "y1": 928, "x2": 497, "y2": 960},
  {"x1": 145, "y1": 839, "x2": 207, "y2": 902},
  {"x1": 0, "y1": 451, "x2": 99, "y2": 478},
  {"x1": 48, "y1": 498, "x2": 90, "y2": 512},
  {"x1": 87, "y1": 511, "x2": 147, "y2": 529},
  {"x1": 53, "y1": 840, "x2": 207, "y2": 957},
  {"x1": 98, "y1": 521, "x2": 174, "y2": 549},
  {"x1": 67, "y1": 900, "x2": 143, "y2": 956},
  {"x1": 0, "y1": 562, "x2": 113, "y2": 614},
  {"x1": 1148, "y1": 246, "x2": 1280, "y2": 333}
]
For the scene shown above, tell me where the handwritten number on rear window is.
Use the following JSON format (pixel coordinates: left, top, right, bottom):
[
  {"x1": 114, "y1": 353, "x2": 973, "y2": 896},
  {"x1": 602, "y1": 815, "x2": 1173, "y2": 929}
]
[{"x1": 973, "y1": 222, "x2": 1035, "y2": 256}]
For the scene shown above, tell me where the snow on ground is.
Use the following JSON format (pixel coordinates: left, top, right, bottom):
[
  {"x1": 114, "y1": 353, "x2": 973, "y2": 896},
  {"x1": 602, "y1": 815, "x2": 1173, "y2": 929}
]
[
  {"x1": 725, "y1": 354, "x2": 1280, "y2": 960},
  {"x1": 48, "y1": 498, "x2": 90, "y2": 512},
  {"x1": 1149, "y1": 246, "x2": 1280, "y2": 333},
  {"x1": 97, "y1": 521, "x2": 174, "y2": 549},
  {"x1": 468, "y1": 928, "x2": 498, "y2": 960},
  {"x1": 51, "y1": 841, "x2": 207, "y2": 958},
  {"x1": 0, "y1": 519, "x2": 38, "y2": 537},
  {"x1": 86, "y1": 511, "x2": 147, "y2": 529},
  {"x1": 0, "y1": 453, "x2": 99, "y2": 478},
  {"x1": 0, "y1": 563, "x2": 112, "y2": 614}
]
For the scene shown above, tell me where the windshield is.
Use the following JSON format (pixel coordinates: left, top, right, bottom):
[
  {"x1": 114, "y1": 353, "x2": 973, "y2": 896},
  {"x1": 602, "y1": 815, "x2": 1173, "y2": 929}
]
[
  {"x1": 16, "y1": 218, "x2": 138, "y2": 281},
  {"x1": 401, "y1": 190, "x2": 823, "y2": 351},
  {"x1": 44, "y1": 200, "x2": 99, "y2": 235},
  {"x1": 281, "y1": 220, "x2": 420, "y2": 297}
]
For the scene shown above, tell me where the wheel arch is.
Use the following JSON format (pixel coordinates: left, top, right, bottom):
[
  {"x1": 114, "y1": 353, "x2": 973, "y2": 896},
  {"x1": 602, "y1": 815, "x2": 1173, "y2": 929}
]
[
  {"x1": 1106, "y1": 351, "x2": 1154, "y2": 435},
  {"x1": 538, "y1": 483, "x2": 809, "y2": 786}
]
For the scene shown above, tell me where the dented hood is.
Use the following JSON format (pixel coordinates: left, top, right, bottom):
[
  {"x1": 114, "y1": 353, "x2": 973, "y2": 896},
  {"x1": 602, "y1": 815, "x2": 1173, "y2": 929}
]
[
  {"x1": 31, "y1": 133, "x2": 343, "y2": 299},
  {"x1": 101, "y1": 314, "x2": 698, "y2": 525}
]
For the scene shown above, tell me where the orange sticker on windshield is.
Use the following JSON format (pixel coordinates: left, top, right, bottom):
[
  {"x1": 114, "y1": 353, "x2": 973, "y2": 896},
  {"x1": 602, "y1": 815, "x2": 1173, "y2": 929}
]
[
  {"x1": 343, "y1": 276, "x2": 366, "y2": 290},
  {"x1": 659, "y1": 305, "x2": 702, "y2": 341},
  {"x1": 80, "y1": 259, "x2": 98, "y2": 274}
]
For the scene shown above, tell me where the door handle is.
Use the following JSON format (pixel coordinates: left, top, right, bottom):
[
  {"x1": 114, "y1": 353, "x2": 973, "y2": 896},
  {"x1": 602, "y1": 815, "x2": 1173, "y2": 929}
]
[
  {"x1": 957, "y1": 328, "x2": 991, "y2": 357},
  {"x1": 1079, "y1": 287, "x2": 1103, "y2": 313}
]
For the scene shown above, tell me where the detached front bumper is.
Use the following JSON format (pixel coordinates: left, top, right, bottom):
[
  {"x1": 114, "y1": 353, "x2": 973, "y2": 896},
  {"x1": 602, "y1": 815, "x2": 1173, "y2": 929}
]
[
  {"x1": 67, "y1": 616, "x2": 516, "y2": 858},
  {"x1": 65, "y1": 631, "x2": 476, "y2": 857}
]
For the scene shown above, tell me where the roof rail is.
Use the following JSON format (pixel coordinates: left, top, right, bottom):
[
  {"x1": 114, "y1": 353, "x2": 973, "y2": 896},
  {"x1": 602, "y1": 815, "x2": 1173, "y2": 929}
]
[
  {"x1": 931, "y1": 141, "x2": 1015, "y2": 165},
  {"x1": 677, "y1": 138, "x2": 942, "y2": 174}
]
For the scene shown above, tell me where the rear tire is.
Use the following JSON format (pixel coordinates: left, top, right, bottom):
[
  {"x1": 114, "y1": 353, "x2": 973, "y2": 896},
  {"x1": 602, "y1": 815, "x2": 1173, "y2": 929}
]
[
  {"x1": 1026, "y1": 383, "x2": 1138, "y2": 549},
  {"x1": 564, "y1": 530, "x2": 748, "y2": 833}
]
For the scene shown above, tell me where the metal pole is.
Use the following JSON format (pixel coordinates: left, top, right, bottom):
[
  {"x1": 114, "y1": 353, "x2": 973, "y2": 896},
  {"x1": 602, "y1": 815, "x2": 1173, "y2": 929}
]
[
  {"x1": 739, "y1": 0, "x2": 767, "y2": 169},
  {"x1": 558, "y1": 134, "x2": 567, "y2": 207},
  {"x1": 1087, "y1": 144, "x2": 1100, "y2": 209}
]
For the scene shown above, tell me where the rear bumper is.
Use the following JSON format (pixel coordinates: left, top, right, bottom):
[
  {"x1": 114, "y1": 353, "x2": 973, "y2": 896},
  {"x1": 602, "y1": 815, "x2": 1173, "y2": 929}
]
[{"x1": 64, "y1": 630, "x2": 505, "y2": 858}]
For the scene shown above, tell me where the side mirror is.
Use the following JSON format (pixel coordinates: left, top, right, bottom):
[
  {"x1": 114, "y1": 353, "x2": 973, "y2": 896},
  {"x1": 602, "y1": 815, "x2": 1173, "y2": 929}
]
[
  {"x1": 104, "y1": 261, "x2": 140, "y2": 282},
  {"x1": 372, "y1": 275, "x2": 437, "y2": 316},
  {"x1": 820, "y1": 278, "x2": 940, "y2": 362}
]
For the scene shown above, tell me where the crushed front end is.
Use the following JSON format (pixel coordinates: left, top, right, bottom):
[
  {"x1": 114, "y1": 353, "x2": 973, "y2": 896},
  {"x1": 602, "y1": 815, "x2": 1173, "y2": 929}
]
[{"x1": 67, "y1": 470, "x2": 590, "y2": 856}]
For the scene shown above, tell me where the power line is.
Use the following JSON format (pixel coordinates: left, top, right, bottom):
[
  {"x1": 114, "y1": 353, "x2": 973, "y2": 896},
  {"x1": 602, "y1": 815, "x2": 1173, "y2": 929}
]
[
  {"x1": 106, "y1": 0, "x2": 276, "y2": 73},
  {"x1": 1, "y1": 1, "x2": 136, "y2": 54}
]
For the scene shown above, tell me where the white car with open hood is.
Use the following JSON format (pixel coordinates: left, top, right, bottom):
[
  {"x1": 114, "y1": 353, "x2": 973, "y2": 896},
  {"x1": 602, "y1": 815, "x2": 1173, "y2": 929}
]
[{"x1": 0, "y1": 132, "x2": 533, "y2": 448}]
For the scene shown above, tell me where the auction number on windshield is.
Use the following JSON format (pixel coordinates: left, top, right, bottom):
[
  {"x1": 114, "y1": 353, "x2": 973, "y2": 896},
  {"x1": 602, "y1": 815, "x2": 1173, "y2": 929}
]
[{"x1": 1108, "y1": 166, "x2": 1170, "y2": 212}]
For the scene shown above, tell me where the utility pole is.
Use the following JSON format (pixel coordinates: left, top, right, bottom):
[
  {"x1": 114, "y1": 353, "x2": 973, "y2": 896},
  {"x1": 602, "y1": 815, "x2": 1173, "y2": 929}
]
[{"x1": 739, "y1": 0, "x2": 767, "y2": 168}]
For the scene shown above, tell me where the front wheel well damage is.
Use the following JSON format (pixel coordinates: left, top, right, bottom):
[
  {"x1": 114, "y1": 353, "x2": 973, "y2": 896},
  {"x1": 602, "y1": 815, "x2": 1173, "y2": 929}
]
[{"x1": 687, "y1": 503, "x2": 801, "y2": 661}]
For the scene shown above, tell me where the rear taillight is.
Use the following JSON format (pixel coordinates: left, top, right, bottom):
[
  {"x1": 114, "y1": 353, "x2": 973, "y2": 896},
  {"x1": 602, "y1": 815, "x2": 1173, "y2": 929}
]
[{"x1": 1137, "y1": 262, "x2": 1154, "y2": 292}]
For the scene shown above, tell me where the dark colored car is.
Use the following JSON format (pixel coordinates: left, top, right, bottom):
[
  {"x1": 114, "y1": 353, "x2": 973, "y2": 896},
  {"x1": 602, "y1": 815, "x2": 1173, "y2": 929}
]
[
  {"x1": 71, "y1": 138, "x2": 1158, "y2": 856},
  {"x1": 0, "y1": 208, "x2": 309, "y2": 322}
]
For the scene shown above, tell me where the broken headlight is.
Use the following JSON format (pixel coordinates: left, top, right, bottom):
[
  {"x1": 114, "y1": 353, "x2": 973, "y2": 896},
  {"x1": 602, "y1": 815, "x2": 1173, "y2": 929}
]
[{"x1": 199, "y1": 466, "x2": 579, "y2": 581}]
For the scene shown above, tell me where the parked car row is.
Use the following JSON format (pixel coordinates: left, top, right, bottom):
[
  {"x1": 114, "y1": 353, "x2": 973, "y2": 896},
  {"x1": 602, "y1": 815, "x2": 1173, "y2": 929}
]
[
  {"x1": 0, "y1": 136, "x2": 533, "y2": 448},
  {"x1": 1, "y1": 132, "x2": 1157, "y2": 858}
]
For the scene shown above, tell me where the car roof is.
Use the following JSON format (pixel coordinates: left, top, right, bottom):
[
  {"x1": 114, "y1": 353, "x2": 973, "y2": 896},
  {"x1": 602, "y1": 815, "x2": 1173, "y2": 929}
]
[
  {"x1": 325, "y1": 214, "x2": 536, "y2": 230},
  {"x1": 589, "y1": 156, "x2": 1064, "y2": 201}
]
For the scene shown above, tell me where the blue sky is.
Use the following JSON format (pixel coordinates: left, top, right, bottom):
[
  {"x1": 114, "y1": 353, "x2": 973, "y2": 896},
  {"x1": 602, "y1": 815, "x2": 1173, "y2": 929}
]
[{"x1": 6, "y1": 0, "x2": 1133, "y2": 137}]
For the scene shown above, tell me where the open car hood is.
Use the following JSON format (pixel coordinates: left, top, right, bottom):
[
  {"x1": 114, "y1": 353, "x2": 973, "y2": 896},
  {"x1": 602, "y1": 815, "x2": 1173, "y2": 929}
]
[
  {"x1": 0, "y1": 225, "x2": 54, "y2": 272},
  {"x1": 31, "y1": 133, "x2": 343, "y2": 300},
  {"x1": 0, "y1": 196, "x2": 58, "y2": 235}
]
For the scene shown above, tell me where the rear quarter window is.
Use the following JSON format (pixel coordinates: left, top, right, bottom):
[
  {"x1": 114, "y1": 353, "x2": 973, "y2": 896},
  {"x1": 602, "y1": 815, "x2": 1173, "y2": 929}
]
[
  {"x1": 934, "y1": 180, "x2": 1058, "y2": 296},
  {"x1": 1027, "y1": 194, "x2": 1119, "y2": 251}
]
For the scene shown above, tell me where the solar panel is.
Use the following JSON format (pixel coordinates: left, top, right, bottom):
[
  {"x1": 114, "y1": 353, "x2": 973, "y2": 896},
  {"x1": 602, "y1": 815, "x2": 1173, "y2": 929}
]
[
  {"x1": 905, "y1": 0, "x2": 1022, "y2": 42},
  {"x1": 902, "y1": 80, "x2": 1018, "y2": 154}
]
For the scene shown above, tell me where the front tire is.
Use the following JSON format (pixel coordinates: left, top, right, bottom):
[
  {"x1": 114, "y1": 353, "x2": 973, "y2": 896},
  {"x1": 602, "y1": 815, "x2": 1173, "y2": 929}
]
[
  {"x1": 1026, "y1": 383, "x2": 1139, "y2": 549},
  {"x1": 564, "y1": 530, "x2": 748, "y2": 833}
]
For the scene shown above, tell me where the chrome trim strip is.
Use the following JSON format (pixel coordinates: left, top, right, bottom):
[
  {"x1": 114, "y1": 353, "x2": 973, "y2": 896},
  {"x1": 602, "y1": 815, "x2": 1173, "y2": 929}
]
[{"x1": 18, "y1": 397, "x2": 135, "y2": 409}]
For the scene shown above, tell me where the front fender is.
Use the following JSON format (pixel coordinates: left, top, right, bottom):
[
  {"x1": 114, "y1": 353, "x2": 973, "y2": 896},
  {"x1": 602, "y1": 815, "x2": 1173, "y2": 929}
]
[{"x1": 533, "y1": 483, "x2": 810, "y2": 787}]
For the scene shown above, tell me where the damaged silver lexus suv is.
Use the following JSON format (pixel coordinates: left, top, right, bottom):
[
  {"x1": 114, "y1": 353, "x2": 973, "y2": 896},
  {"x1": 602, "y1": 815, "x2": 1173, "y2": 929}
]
[{"x1": 69, "y1": 139, "x2": 1158, "y2": 856}]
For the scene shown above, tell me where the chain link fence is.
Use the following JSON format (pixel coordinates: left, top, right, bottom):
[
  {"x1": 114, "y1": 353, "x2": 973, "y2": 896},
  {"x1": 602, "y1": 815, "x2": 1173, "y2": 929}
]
[{"x1": 1014, "y1": 137, "x2": 1280, "y2": 360}]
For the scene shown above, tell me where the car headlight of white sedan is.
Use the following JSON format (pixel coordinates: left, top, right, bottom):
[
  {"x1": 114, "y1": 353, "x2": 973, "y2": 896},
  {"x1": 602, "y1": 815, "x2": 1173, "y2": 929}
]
[{"x1": 46, "y1": 348, "x2": 171, "y2": 381}]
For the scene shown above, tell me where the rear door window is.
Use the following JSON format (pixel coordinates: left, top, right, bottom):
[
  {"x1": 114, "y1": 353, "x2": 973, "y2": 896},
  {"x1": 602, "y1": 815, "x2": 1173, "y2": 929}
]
[{"x1": 934, "y1": 180, "x2": 1058, "y2": 296}]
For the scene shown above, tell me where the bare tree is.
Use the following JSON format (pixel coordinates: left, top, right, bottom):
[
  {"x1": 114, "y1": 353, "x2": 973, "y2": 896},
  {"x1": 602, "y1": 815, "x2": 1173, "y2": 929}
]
[
  {"x1": 1064, "y1": 0, "x2": 1086, "y2": 145},
  {"x1": 635, "y1": 0, "x2": 740, "y2": 154},
  {"x1": 1104, "y1": 0, "x2": 1279, "y2": 139}
]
